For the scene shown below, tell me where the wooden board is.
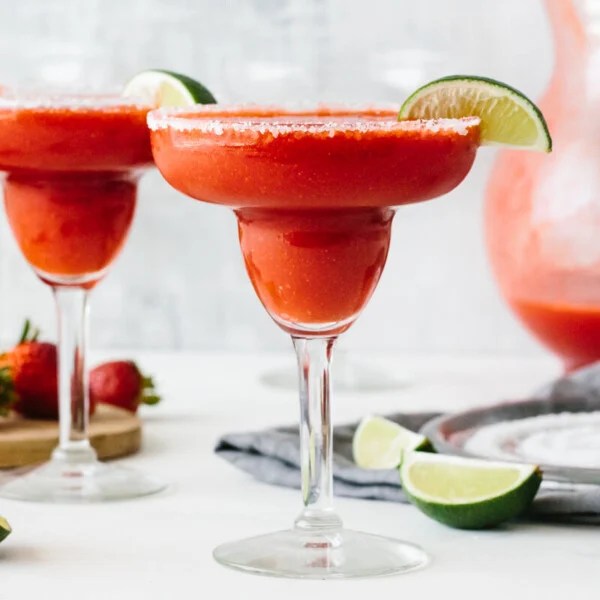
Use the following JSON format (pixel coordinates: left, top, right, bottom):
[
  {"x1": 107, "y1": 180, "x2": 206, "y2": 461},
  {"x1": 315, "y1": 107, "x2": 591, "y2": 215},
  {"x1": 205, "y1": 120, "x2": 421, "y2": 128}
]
[{"x1": 0, "y1": 404, "x2": 141, "y2": 467}]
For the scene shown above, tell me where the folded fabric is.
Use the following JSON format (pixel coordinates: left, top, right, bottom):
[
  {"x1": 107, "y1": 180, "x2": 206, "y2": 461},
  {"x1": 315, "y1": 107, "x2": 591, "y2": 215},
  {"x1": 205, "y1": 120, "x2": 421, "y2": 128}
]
[
  {"x1": 216, "y1": 364, "x2": 600, "y2": 522},
  {"x1": 216, "y1": 412, "x2": 435, "y2": 503}
]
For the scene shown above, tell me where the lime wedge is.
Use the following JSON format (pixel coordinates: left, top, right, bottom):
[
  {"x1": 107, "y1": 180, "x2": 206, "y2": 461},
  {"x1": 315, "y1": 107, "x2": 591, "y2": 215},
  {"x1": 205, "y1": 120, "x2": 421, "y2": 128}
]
[
  {"x1": 123, "y1": 69, "x2": 216, "y2": 107},
  {"x1": 399, "y1": 75, "x2": 551, "y2": 152},
  {"x1": 400, "y1": 452, "x2": 542, "y2": 529},
  {"x1": 353, "y1": 415, "x2": 432, "y2": 469},
  {"x1": 0, "y1": 516, "x2": 12, "y2": 542}
]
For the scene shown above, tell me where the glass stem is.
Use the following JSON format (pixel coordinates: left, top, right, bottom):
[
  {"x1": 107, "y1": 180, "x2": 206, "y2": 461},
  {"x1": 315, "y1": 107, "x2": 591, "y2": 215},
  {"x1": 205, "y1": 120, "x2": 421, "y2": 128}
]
[
  {"x1": 52, "y1": 286, "x2": 96, "y2": 463},
  {"x1": 293, "y1": 336, "x2": 343, "y2": 532}
]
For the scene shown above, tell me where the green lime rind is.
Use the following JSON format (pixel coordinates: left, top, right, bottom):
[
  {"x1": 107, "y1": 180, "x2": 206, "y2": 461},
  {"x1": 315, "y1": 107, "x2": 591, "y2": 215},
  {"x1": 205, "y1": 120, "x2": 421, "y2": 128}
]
[
  {"x1": 399, "y1": 75, "x2": 551, "y2": 152},
  {"x1": 400, "y1": 452, "x2": 542, "y2": 530},
  {"x1": 151, "y1": 69, "x2": 217, "y2": 104},
  {"x1": 353, "y1": 415, "x2": 434, "y2": 469},
  {"x1": 414, "y1": 438, "x2": 435, "y2": 453},
  {"x1": 123, "y1": 69, "x2": 217, "y2": 106},
  {"x1": 0, "y1": 516, "x2": 12, "y2": 542}
]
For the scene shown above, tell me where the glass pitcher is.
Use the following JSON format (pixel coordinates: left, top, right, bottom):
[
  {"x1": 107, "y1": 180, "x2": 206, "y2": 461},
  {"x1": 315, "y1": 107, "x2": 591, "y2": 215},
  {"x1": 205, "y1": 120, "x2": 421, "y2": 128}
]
[{"x1": 486, "y1": 0, "x2": 600, "y2": 371}]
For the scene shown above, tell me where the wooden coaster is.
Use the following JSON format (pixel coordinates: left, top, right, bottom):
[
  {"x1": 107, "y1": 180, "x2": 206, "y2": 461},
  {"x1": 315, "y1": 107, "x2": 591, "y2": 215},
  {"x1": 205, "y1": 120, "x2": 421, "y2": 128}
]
[{"x1": 0, "y1": 404, "x2": 141, "y2": 468}]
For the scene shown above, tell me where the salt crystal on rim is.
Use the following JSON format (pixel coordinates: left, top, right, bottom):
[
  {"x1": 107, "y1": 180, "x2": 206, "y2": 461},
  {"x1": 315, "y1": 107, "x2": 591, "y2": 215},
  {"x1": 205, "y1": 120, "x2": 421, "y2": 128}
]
[
  {"x1": 0, "y1": 90, "x2": 152, "y2": 111},
  {"x1": 147, "y1": 103, "x2": 479, "y2": 138},
  {"x1": 148, "y1": 117, "x2": 479, "y2": 137}
]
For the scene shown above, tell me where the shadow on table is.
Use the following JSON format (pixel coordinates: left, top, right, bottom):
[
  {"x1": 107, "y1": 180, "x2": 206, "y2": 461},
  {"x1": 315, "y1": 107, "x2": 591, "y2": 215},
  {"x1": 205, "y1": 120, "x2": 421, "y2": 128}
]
[{"x1": 0, "y1": 543, "x2": 43, "y2": 563}]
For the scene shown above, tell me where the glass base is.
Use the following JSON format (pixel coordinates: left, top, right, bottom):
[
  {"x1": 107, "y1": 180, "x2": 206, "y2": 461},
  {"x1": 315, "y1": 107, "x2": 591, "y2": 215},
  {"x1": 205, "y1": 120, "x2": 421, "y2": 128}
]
[
  {"x1": 213, "y1": 528, "x2": 428, "y2": 579},
  {"x1": 0, "y1": 446, "x2": 166, "y2": 503}
]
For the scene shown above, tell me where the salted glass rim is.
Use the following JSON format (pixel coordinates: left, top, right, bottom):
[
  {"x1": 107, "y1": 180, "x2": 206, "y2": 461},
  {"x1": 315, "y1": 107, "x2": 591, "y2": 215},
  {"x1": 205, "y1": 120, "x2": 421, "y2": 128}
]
[
  {"x1": 0, "y1": 88, "x2": 153, "y2": 110},
  {"x1": 147, "y1": 102, "x2": 480, "y2": 136}
]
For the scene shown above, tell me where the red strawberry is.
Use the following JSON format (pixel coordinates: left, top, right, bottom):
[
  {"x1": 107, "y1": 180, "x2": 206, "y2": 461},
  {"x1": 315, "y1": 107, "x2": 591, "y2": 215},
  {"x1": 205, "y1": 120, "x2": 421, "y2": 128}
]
[
  {"x1": 7, "y1": 342, "x2": 58, "y2": 419},
  {"x1": 0, "y1": 320, "x2": 96, "y2": 420},
  {"x1": 89, "y1": 360, "x2": 160, "y2": 413},
  {"x1": 0, "y1": 320, "x2": 57, "y2": 419}
]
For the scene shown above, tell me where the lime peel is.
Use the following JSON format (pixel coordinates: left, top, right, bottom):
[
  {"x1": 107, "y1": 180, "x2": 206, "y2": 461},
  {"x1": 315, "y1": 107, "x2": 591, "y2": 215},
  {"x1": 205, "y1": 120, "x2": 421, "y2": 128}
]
[
  {"x1": 123, "y1": 69, "x2": 216, "y2": 107},
  {"x1": 400, "y1": 452, "x2": 542, "y2": 530},
  {"x1": 399, "y1": 75, "x2": 551, "y2": 152},
  {"x1": 353, "y1": 415, "x2": 432, "y2": 470},
  {"x1": 0, "y1": 516, "x2": 12, "y2": 542}
]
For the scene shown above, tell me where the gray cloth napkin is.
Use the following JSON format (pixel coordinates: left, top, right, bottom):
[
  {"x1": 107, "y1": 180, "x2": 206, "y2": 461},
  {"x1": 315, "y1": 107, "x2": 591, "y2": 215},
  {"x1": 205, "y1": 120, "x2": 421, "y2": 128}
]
[
  {"x1": 215, "y1": 365, "x2": 600, "y2": 522},
  {"x1": 215, "y1": 412, "x2": 435, "y2": 503}
]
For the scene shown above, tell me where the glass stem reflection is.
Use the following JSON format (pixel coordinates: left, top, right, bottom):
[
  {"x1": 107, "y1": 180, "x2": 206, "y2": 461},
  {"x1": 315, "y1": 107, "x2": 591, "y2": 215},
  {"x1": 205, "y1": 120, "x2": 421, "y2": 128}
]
[
  {"x1": 52, "y1": 286, "x2": 95, "y2": 462},
  {"x1": 293, "y1": 336, "x2": 343, "y2": 532}
]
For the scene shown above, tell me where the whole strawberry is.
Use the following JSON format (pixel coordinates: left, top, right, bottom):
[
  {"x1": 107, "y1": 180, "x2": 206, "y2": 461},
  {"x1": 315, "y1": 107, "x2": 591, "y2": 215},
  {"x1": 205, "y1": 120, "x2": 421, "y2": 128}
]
[
  {"x1": 0, "y1": 320, "x2": 57, "y2": 419},
  {"x1": 89, "y1": 360, "x2": 160, "y2": 413}
]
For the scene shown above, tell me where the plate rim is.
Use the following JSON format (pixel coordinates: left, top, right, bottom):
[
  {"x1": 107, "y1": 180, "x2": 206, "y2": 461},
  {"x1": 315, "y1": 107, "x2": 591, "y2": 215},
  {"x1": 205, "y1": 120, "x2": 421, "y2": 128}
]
[{"x1": 421, "y1": 396, "x2": 600, "y2": 484}]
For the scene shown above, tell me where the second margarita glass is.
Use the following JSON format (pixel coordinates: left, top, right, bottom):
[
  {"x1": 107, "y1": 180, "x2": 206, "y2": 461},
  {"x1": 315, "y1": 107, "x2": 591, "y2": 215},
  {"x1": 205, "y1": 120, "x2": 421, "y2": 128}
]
[{"x1": 0, "y1": 92, "x2": 165, "y2": 502}]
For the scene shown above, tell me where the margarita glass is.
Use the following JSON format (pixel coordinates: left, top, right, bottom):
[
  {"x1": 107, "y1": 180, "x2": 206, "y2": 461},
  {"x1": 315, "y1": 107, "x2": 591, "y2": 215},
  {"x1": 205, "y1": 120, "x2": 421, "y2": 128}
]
[
  {"x1": 149, "y1": 104, "x2": 480, "y2": 578},
  {"x1": 0, "y1": 92, "x2": 164, "y2": 502}
]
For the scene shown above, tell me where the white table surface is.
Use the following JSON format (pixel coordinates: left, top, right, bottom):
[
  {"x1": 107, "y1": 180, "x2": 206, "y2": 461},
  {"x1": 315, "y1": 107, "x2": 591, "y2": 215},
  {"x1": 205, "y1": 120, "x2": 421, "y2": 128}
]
[{"x1": 1, "y1": 351, "x2": 596, "y2": 599}]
